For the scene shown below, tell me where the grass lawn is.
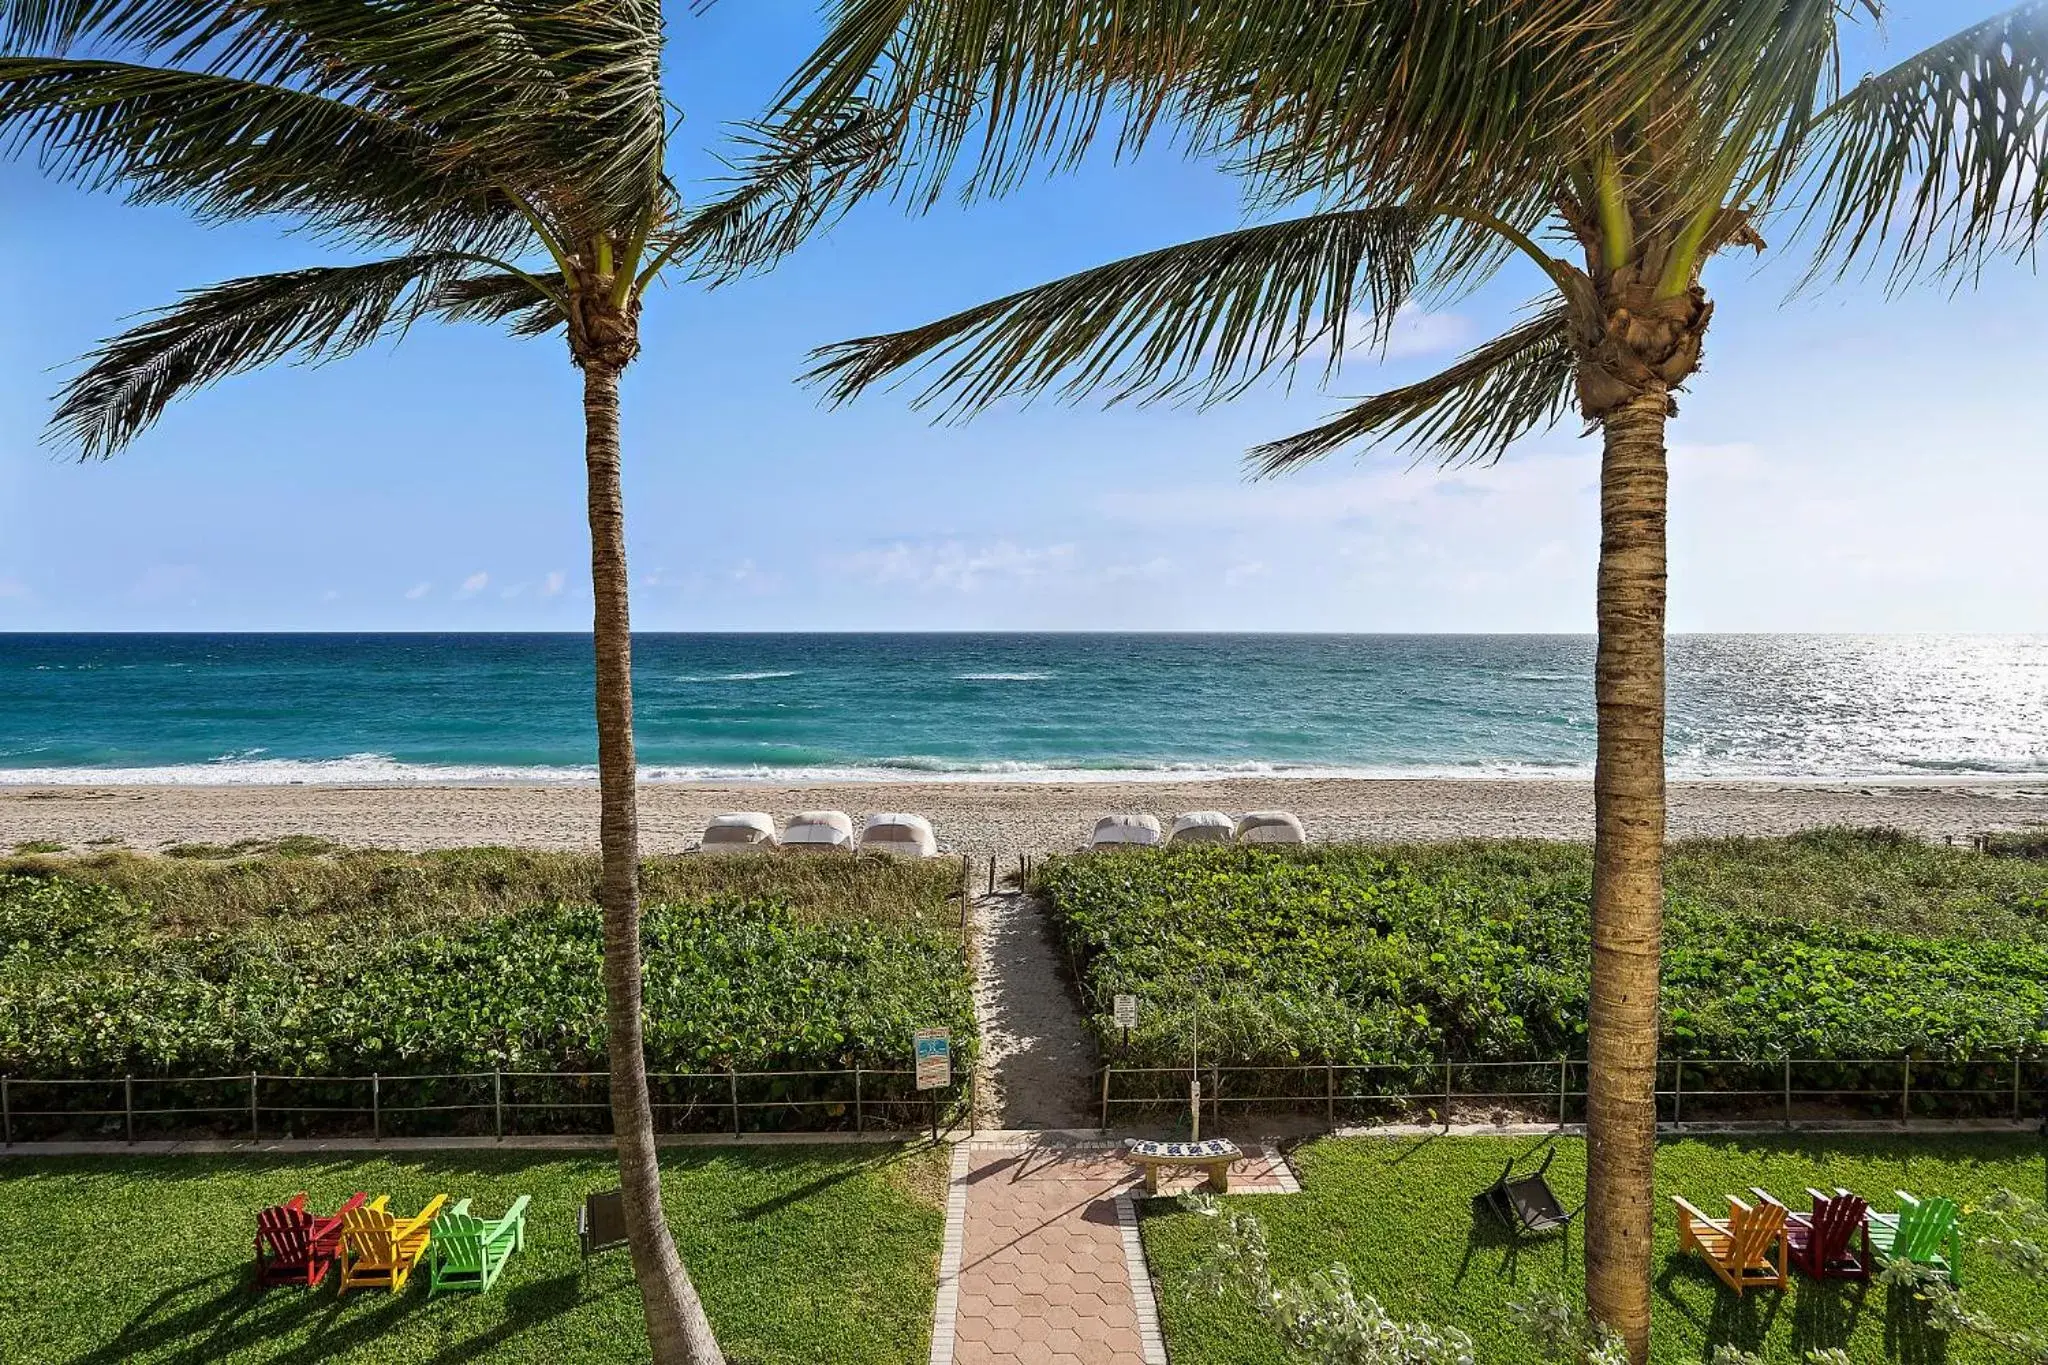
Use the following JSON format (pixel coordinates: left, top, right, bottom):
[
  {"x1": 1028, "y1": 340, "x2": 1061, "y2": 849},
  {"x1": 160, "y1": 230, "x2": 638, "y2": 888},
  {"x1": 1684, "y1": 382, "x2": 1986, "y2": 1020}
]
[
  {"x1": 0, "y1": 1143, "x2": 947, "y2": 1364},
  {"x1": 1142, "y1": 1133, "x2": 2048, "y2": 1363}
]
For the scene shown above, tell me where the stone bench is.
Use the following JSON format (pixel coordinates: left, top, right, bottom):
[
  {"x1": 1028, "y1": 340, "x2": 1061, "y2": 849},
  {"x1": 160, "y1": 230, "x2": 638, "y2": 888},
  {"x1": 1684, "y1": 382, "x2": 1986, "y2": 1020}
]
[{"x1": 1125, "y1": 1138, "x2": 1242, "y2": 1194}]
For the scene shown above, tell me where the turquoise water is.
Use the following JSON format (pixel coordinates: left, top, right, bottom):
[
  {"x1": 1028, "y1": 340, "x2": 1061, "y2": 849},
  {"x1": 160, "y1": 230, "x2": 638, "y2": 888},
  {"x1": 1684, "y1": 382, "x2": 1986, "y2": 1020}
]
[{"x1": 0, "y1": 633, "x2": 2042, "y2": 782}]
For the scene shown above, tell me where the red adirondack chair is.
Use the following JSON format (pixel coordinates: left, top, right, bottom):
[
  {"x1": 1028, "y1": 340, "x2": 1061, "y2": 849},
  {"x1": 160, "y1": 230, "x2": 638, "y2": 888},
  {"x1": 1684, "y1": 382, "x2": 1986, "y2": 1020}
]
[
  {"x1": 254, "y1": 1191, "x2": 370, "y2": 1288},
  {"x1": 1781, "y1": 1186, "x2": 1872, "y2": 1282}
]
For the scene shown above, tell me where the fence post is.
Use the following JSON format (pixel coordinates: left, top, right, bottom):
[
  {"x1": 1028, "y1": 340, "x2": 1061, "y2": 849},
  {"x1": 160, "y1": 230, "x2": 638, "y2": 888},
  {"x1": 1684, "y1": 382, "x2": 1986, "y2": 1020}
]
[
  {"x1": 1673, "y1": 1058, "x2": 1683, "y2": 1127},
  {"x1": 854, "y1": 1067, "x2": 864, "y2": 1134},
  {"x1": 1326, "y1": 1062, "x2": 1336, "y2": 1127},
  {"x1": 494, "y1": 1069, "x2": 504, "y2": 1140},
  {"x1": 1100, "y1": 1066, "x2": 1111, "y2": 1131},
  {"x1": 2016, "y1": 1055, "x2": 2025, "y2": 1122},
  {"x1": 372, "y1": 1072, "x2": 380, "y2": 1141},
  {"x1": 1901, "y1": 1057, "x2": 1912, "y2": 1124},
  {"x1": 1210, "y1": 1063, "x2": 1221, "y2": 1131},
  {"x1": 987, "y1": 855, "x2": 996, "y2": 896},
  {"x1": 249, "y1": 1071, "x2": 259, "y2": 1142},
  {"x1": 1558, "y1": 1058, "x2": 1569, "y2": 1128},
  {"x1": 1, "y1": 1076, "x2": 10, "y2": 1147},
  {"x1": 1783, "y1": 1056, "x2": 1793, "y2": 1129},
  {"x1": 124, "y1": 1074, "x2": 134, "y2": 1145},
  {"x1": 729, "y1": 1067, "x2": 742, "y2": 1138}
]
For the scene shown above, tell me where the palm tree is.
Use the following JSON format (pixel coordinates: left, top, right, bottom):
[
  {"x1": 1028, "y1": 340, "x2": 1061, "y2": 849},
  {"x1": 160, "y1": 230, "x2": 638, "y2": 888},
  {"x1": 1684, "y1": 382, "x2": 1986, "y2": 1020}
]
[
  {"x1": 0, "y1": 2, "x2": 729, "y2": 1359},
  {"x1": 702, "y1": 3, "x2": 2048, "y2": 1357}
]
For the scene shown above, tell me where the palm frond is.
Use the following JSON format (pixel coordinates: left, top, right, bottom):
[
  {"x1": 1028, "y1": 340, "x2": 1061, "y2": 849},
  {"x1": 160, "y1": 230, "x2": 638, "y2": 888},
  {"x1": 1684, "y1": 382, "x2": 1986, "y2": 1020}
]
[
  {"x1": 1247, "y1": 304, "x2": 1577, "y2": 477},
  {"x1": 0, "y1": 57, "x2": 518, "y2": 249},
  {"x1": 802, "y1": 207, "x2": 1439, "y2": 418},
  {"x1": 1798, "y1": 0, "x2": 2048, "y2": 285},
  {"x1": 432, "y1": 269, "x2": 570, "y2": 336},
  {"x1": 52, "y1": 254, "x2": 479, "y2": 458}
]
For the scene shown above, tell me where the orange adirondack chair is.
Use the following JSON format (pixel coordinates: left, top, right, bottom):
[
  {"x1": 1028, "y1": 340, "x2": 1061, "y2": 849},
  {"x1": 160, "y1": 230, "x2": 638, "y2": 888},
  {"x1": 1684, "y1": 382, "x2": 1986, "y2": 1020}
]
[
  {"x1": 254, "y1": 1191, "x2": 369, "y2": 1288},
  {"x1": 337, "y1": 1194, "x2": 449, "y2": 1294},
  {"x1": 1672, "y1": 1190, "x2": 1789, "y2": 1295}
]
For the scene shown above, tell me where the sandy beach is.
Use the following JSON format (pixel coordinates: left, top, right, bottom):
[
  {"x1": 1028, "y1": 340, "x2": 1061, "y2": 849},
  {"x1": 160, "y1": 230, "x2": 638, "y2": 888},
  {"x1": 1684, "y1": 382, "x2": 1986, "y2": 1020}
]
[{"x1": 4, "y1": 778, "x2": 2045, "y2": 857}]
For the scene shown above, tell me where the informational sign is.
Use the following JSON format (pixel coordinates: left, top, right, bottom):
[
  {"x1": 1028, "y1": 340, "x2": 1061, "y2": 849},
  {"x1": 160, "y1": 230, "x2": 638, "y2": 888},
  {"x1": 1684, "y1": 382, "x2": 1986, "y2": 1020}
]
[
  {"x1": 1112, "y1": 994, "x2": 1139, "y2": 1030},
  {"x1": 913, "y1": 1028, "x2": 952, "y2": 1090}
]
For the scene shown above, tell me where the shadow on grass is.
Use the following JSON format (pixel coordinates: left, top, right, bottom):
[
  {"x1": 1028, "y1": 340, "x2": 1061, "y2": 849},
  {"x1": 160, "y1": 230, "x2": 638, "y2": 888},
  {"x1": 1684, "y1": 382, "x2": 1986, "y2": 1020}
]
[
  {"x1": 1882, "y1": 1283, "x2": 1952, "y2": 1365},
  {"x1": 1789, "y1": 1277, "x2": 1868, "y2": 1358},
  {"x1": 1454, "y1": 1195, "x2": 1572, "y2": 1289}
]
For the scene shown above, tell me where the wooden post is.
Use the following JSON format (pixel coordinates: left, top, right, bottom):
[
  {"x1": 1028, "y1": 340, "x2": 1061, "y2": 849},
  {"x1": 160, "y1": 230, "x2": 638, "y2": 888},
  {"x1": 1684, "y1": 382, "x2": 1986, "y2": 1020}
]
[
  {"x1": 2, "y1": 1075, "x2": 10, "y2": 1147},
  {"x1": 124, "y1": 1074, "x2": 134, "y2": 1145},
  {"x1": 249, "y1": 1071, "x2": 259, "y2": 1142},
  {"x1": 1673, "y1": 1057, "x2": 1683, "y2": 1127},
  {"x1": 1558, "y1": 1057, "x2": 1569, "y2": 1128},
  {"x1": 372, "y1": 1072, "x2": 380, "y2": 1141},
  {"x1": 1901, "y1": 1057, "x2": 1911, "y2": 1124},
  {"x1": 1326, "y1": 1062, "x2": 1336, "y2": 1127},
  {"x1": 1443, "y1": 1055, "x2": 1453, "y2": 1131},
  {"x1": 729, "y1": 1067, "x2": 742, "y2": 1138},
  {"x1": 987, "y1": 855, "x2": 996, "y2": 896},
  {"x1": 2016, "y1": 1055, "x2": 2025, "y2": 1121},
  {"x1": 494, "y1": 1069, "x2": 504, "y2": 1139},
  {"x1": 1100, "y1": 1066, "x2": 1111, "y2": 1131},
  {"x1": 1783, "y1": 1056, "x2": 1793, "y2": 1128},
  {"x1": 854, "y1": 1066, "x2": 865, "y2": 1134}
]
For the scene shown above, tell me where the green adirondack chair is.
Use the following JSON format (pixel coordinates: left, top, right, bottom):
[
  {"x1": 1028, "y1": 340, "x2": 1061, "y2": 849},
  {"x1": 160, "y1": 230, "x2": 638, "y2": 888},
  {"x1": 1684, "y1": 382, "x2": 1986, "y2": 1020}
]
[
  {"x1": 427, "y1": 1195, "x2": 531, "y2": 1296},
  {"x1": 1868, "y1": 1190, "x2": 1963, "y2": 1284}
]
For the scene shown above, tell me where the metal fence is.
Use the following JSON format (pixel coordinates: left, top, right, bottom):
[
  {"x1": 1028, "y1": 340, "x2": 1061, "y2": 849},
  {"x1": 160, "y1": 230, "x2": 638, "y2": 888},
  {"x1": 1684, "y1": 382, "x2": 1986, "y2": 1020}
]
[
  {"x1": 0, "y1": 1066, "x2": 970, "y2": 1145},
  {"x1": 1101, "y1": 1055, "x2": 2048, "y2": 1129}
]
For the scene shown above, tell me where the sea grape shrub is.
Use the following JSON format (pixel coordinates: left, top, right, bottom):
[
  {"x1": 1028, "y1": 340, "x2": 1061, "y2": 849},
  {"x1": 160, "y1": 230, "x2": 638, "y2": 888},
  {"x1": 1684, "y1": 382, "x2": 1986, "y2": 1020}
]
[
  {"x1": 1035, "y1": 837, "x2": 2048, "y2": 1084},
  {"x1": 0, "y1": 876, "x2": 974, "y2": 1080}
]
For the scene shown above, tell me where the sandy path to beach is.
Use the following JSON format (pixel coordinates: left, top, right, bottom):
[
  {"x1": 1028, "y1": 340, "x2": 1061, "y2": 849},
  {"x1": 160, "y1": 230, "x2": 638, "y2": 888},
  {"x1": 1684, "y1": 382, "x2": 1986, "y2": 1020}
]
[{"x1": 4, "y1": 779, "x2": 2045, "y2": 856}]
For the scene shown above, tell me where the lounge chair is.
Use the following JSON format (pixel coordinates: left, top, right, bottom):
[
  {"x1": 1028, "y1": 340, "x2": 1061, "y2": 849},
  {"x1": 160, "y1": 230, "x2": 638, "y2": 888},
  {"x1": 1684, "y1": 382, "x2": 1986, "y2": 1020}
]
[
  {"x1": 1234, "y1": 810, "x2": 1306, "y2": 844},
  {"x1": 1784, "y1": 1187, "x2": 1872, "y2": 1282},
  {"x1": 782, "y1": 810, "x2": 854, "y2": 851},
  {"x1": 1168, "y1": 811, "x2": 1235, "y2": 845},
  {"x1": 1869, "y1": 1190, "x2": 1963, "y2": 1283},
  {"x1": 578, "y1": 1188, "x2": 628, "y2": 1258},
  {"x1": 338, "y1": 1194, "x2": 449, "y2": 1294},
  {"x1": 1477, "y1": 1149, "x2": 1579, "y2": 1237},
  {"x1": 1672, "y1": 1191, "x2": 1788, "y2": 1295},
  {"x1": 1090, "y1": 813, "x2": 1162, "y2": 848},
  {"x1": 428, "y1": 1195, "x2": 531, "y2": 1295},
  {"x1": 861, "y1": 813, "x2": 936, "y2": 858},
  {"x1": 253, "y1": 1191, "x2": 369, "y2": 1289},
  {"x1": 698, "y1": 812, "x2": 777, "y2": 853}
]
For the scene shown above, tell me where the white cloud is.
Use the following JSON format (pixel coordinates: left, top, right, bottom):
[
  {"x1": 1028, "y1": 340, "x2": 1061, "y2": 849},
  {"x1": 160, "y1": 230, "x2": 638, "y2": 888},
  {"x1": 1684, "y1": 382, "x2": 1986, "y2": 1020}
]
[
  {"x1": 404, "y1": 581, "x2": 431, "y2": 600},
  {"x1": 456, "y1": 571, "x2": 489, "y2": 599},
  {"x1": 1375, "y1": 304, "x2": 1474, "y2": 360},
  {"x1": 835, "y1": 539, "x2": 1079, "y2": 592},
  {"x1": 541, "y1": 571, "x2": 565, "y2": 597}
]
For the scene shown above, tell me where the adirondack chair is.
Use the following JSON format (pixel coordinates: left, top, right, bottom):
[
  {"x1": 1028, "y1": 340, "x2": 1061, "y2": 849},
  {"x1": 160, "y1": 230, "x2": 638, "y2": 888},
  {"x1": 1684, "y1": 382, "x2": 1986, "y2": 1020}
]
[
  {"x1": 253, "y1": 1192, "x2": 369, "y2": 1288},
  {"x1": 1672, "y1": 1192, "x2": 1789, "y2": 1295},
  {"x1": 337, "y1": 1194, "x2": 449, "y2": 1294},
  {"x1": 428, "y1": 1195, "x2": 531, "y2": 1296},
  {"x1": 1869, "y1": 1191, "x2": 1963, "y2": 1283},
  {"x1": 1783, "y1": 1187, "x2": 1872, "y2": 1282}
]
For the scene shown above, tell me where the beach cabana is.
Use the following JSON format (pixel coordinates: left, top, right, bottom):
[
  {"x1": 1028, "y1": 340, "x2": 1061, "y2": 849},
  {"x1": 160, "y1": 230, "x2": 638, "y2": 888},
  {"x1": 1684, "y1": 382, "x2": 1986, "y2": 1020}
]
[
  {"x1": 1234, "y1": 810, "x2": 1306, "y2": 845},
  {"x1": 698, "y1": 812, "x2": 777, "y2": 853},
  {"x1": 782, "y1": 810, "x2": 855, "y2": 851},
  {"x1": 861, "y1": 813, "x2": 937, "y2": 858},
  {"x1": 1168, "y1": 811, "x2": 1236, "y2": 845},
  {"x1": 1090, "y1": 813, "x2": 1162, "y2": 848}
]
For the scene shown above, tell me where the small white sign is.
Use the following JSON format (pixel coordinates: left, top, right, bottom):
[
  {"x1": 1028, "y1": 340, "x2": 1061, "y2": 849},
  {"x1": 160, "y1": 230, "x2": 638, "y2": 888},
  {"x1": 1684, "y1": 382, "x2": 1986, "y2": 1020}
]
[
  {"x1": 1113, "y1": 994, "x2": 1139, "y2": 1030},
  {"x1": 913, "y1": 1028, "x2": 952, "y2": 1090}
]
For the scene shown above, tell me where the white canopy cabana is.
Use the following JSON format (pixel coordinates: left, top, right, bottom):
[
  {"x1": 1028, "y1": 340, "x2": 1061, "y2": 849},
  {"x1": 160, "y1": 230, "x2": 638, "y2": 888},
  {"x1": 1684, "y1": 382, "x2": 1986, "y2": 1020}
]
[
  {"x1": 861, "y1": 812, "x2": 937, "y2": 858},
  {"x1": 782, "y1": 810, "x2": 855, "y2": 851},
  {"x1": 1090, "y1": 813, "x2": 1162, "y2": 848},
  {"x1": 1168, "y1": 811, "x2": 1236, "y2": 845},
  {"x1": 1234, "y1": 810, "x2": 1306, "y2": 845},
  {"x1": 699, "y1": 811, "x2": 777, "y2": 853}
]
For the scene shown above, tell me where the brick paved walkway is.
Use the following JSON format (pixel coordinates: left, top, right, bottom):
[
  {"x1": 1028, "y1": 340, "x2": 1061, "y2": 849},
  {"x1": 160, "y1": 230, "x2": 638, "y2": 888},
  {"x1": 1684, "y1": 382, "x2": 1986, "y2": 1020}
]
[{"x1": 931, "y1": 1143, "x2": 1297, "y2": 1365}]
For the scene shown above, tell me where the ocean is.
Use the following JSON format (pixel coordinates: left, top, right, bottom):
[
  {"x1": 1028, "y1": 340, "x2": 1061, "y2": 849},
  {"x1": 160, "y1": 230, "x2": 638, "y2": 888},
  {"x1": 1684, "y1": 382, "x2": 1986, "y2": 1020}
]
[{"x1": 0, "y1": 633, "x2": 2042, "y2": 784}]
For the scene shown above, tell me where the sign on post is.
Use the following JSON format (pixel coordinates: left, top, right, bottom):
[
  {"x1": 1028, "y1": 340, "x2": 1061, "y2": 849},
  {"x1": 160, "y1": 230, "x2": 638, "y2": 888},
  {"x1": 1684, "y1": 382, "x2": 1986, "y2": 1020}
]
[
  {"x1": 914, "y1": 1029, "x2": 952, "y2": 1090},
  {"x1": 1112, "y1": 995, "x2": 1139, "y2": 1030}
]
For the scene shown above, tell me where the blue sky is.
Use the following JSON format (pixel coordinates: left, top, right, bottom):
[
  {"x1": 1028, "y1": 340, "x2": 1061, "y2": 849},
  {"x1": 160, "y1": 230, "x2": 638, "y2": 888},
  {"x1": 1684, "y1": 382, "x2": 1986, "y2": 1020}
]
[{"x1": 2, "y1": 3, "x2": 2044, "y2": 634}]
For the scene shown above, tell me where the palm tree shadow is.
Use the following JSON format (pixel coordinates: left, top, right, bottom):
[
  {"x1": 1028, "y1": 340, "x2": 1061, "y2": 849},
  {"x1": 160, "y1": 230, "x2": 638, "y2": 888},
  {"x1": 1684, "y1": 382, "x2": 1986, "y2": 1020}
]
[
  {"x1": 62, "y1": 1266, "x2": 280, "y2": 1365},
  {"x1": 1703, "y1": 1283, "x2": 1783, "y2": 1358},
  {"x1": 1790, "y1": 1278, "x2": 1867, "y2": 1358}
]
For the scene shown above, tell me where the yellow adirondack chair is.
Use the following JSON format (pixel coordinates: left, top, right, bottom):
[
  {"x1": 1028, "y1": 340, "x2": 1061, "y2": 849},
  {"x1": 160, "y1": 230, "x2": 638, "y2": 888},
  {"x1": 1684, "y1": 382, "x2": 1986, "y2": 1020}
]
[
  {"x1": 337, "y1": 1194, "x2": 449, "y2": 1294},
  {"x1": 1672, "y1": 1190, "x2": 1789, "y2": 1295}
]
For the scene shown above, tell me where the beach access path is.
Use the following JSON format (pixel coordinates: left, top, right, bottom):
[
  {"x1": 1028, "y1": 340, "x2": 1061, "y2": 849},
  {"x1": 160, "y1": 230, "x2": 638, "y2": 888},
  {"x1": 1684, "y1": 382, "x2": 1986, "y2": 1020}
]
[
  {"x1": 5, "y1": 777, "x2": 2045, "y2": 856},
  {"x1": 970, "y1": 886, "x2": 1096, "y2": 1130}
]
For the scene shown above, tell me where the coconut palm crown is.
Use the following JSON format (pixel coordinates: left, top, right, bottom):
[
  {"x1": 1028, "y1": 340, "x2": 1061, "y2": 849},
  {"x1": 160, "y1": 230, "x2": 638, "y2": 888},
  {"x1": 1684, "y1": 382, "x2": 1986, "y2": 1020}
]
[
  {"x1": 0, "y1": 2, "x2": 731, "y2": 1359},
  {"x1": 697, "y1": 2, "x2": 2048, "y2": 1359}
]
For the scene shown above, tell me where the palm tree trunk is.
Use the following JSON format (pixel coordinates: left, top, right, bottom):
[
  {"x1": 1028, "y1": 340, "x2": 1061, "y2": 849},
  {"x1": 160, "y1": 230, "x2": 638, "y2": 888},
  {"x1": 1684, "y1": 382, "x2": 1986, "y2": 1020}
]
[
  {"x1": 583, "y1": 361, "x2": 727, "y2": 1365},
  {"x1": 1583, "y1": 389, "x2": 1669, "y2": 1365}
]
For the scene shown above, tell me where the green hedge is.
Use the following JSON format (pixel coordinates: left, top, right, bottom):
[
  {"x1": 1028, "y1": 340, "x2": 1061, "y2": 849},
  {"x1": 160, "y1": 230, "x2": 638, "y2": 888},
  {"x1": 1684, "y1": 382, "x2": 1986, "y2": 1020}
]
[
  {"x1": 0, "y1": 858, "x2": 976, "y2": 1086},
  {"x1": 1035, "y1": 831, "x2": 2048, "y2": 1077}
]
